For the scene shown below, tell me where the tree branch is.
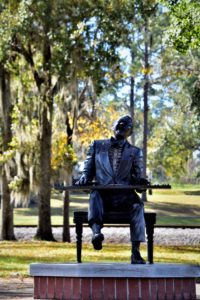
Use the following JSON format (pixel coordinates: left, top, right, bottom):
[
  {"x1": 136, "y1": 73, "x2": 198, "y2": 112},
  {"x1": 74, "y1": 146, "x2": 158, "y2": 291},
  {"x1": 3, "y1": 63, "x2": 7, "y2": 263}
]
[{"x1": 11, "y1": 36, "x2": 44, "y2": 90}]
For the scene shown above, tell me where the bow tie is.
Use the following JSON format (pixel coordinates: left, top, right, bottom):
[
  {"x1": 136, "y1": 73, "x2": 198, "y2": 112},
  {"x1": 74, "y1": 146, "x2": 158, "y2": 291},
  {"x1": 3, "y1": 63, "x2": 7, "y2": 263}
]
[{"x1": 110, "y1": 137, "x2": 126, "y2": 148}]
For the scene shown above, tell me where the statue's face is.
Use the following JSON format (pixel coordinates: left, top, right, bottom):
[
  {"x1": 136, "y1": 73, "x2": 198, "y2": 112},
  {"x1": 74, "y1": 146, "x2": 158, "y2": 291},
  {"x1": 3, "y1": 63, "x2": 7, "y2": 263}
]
[{"x1": 114, "y1": 118, "x2": 132, "y2": 139}]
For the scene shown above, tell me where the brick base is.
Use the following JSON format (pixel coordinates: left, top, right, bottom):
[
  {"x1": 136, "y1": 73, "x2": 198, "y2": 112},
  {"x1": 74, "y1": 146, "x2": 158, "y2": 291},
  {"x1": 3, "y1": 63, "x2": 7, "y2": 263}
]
[
  {"x1": 33, "y1": 276, "x2": 196, "y2": 300},
  {"x1": 30, "y1": 263, "x2": 199, "y2": 300}
]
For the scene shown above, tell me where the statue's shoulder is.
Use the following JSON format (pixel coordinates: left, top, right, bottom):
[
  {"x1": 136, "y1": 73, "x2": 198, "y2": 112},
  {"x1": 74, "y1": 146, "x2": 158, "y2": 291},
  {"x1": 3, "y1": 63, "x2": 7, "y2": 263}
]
[
  {"x1": 127, "y1": 142, "x2": 142, "y2": 154},
  {"x1": 93, "y1": 139, "x2": 110, "y2": 150},
  {"x1": 94, "y1": 139, "x2": 109, "y2": 144}
]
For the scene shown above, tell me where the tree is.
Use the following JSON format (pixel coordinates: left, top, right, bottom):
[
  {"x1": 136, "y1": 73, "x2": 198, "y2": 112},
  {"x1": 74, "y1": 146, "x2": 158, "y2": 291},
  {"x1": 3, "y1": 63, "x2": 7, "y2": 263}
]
[
  {"x1": 51, "y1": 109, "x2": 77, "y2": 242},
  {"x1": 0, "y1": 0, "x2": 136, "y2": 240},
  {"x1": 0, "y1": 64, "x2": 16, "y2": 240},
  {"x1": 164, "y1": 0, "x2": 200, "y2": 52},
  {"x1": 147, "y1": 0, "x2": 200, "y2": 182},
  {"x1": 149, "y1": 102, "x2": 200, "y2": 181},
  {"x1": 148, "y1": 46, "x2": 200, "y2": 181},
  {"x1": 75, "y1": 102, "x2": 124, "y2": 149},
  {"x1": 123, "y1": 0, "x2": 161, "y2": 199},
  {"x1": 163, "y1": 0, "x2": 200, "y2": 116}
]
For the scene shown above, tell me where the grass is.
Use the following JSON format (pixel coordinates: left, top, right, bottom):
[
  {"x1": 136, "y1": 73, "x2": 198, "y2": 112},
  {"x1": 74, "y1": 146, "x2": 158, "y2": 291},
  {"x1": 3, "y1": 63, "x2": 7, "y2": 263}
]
[
  {"x1": 145, "y1": 189, "x2": 200, "y2": 226},
  {"x1": 11, "y1": 185, "x2": 200, "y2": 226},
  {"x1": 0, "y1": 241, "x2": 199, "y2": 278}
]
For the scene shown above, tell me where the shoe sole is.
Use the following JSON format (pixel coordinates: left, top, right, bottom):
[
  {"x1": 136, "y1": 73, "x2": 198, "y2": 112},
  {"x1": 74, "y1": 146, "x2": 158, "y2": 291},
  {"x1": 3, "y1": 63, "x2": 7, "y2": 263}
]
[
  {"x1": 92, "y1": 234, "x2": 104, "y2": 250},
  {"x1": 131, "y1": 259, "x2": 146, "y2": 264}
]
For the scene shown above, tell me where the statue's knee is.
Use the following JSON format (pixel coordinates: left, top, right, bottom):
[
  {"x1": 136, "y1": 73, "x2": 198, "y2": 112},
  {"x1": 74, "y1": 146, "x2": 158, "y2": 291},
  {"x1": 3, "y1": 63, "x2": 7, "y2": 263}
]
[
  {"x1": 91, "y1": 190, "x2": 99, "y2": 196},
  {"x1": 133, "y1": 203, "x2": 140, "y2": 208},
  {"x1": 132, "y1": 202, "x2": 143, "y2": 213}
]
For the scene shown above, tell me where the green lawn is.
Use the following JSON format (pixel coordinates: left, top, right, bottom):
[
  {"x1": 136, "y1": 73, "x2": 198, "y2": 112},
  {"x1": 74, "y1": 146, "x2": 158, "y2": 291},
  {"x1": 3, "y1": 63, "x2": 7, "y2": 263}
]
[
  {"x1": 0, "y1": 241, "x2": 199, "y2": 277},
  {"x1": 12, "y1": 185, "x2": 200, "y2": 226}
]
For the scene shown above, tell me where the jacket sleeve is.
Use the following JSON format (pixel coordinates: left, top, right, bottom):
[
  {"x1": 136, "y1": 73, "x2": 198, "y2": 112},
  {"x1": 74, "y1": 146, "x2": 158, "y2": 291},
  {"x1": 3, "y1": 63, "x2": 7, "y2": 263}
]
[
  {"x1": 82, "y1": 141, "x2": 96, "y2": 181},
  {"x1": 131, "y1": 148, "x2": 143, "y2": 179}
]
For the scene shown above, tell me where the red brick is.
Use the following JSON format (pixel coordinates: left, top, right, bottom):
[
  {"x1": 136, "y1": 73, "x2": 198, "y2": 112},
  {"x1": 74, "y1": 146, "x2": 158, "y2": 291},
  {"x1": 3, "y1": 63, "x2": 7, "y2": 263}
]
[
  {"x1": 55, "y1": 277, "x2": 63, "y2": 299},
  {"x1": 63, "y1": 278, "x2": 72, "y2": 299},
  {"x1": 128, "y1": 278, "x2": 140, "y2": 300},
  {"x1": 141, "y1": 279, "x2": 150, "y2": 300},
  {"x1": 104, "y1": 278, "x2": 115, "y2": 300},
  {"x1": 149, "y1": 278, "x2": 157, "y2": 300},
  {"x1": 34, "y1": 277, "x2": 40, "y2": 299},
  {"x1": 81, "y1": 278, "x2": 91, "y2": 300},
  {"x1": 174, "y1": 278, "x2": 183, "y2": 300},
  {"x1": 47, "y1": 277, "x2": 55, "y2": 299},
  {"x1": 72, "y1": 278, "x2": 81, "y2": 300},
  {"x1": 91, "y1": 278, "x2": 103, "y2": 300},
  {"x1": 39, "y1": 277, "x2": 47, "y2": 299},
  {"x1": 116, "y1": 278, "x2": 127, "y2": 300},
  {"x1": 157, "y1": 278, "x2": 166, "y2": 300},
  {"x1": 190, "y1": 278, "x2": 197, "y2": 300},
  {"x1": 165, "y1": 278, "x2": 174, "y2": 300},
  {"x1": 182, "y1": 278, "x2": 191, "y2": 300}
]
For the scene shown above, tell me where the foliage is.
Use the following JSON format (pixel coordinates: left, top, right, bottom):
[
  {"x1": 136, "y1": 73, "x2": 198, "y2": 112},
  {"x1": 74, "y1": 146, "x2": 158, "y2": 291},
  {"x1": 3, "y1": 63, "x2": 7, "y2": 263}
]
[
  {"x1": 0, "y1": 0, "x2": 135, "y2": 202},
  {"x1": 148, "y1": 94, "x2": 200, "y2": 181},
  {"x1": 75, "y1": 102, "x2": 126, "y2": 158},
  {"x1": 164, "y1": 0, "x2": 200, "y2": 52},
  {"x1": 7, "y1": 98, "x2": 40, "y2": 205},
  {"x1": 163, "y1": 0, "x2": 200, "y2": 117},
  {"x1": 144, "y1": 20, "x2": 200, "y2": 181},
  {"x1": 0, "y1": 146, "x2": 15, "y2": 165},
  {"x1": 51, "y1": 132, "x2": 77, "y2": 171},
  {"x1": 0, "y1": 0, "x2": 136, "y2": 159}
]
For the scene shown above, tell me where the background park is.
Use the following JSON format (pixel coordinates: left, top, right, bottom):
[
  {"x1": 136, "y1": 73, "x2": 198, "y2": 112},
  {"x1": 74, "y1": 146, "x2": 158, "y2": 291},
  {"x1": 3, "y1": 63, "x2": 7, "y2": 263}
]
[{"x1": 0, "y1": 0, "x2": 200, "y2": 297}]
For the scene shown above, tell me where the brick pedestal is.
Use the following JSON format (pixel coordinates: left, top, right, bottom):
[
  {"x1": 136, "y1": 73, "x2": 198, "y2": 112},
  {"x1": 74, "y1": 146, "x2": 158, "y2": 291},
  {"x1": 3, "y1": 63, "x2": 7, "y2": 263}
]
[{"x1": 30, "y1": 263, "x2": 200, "y2": 300}]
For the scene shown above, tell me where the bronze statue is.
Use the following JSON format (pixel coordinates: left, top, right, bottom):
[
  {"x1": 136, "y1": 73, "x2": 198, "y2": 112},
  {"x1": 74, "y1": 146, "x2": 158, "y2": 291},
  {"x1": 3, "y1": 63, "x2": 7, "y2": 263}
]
[{"x1": 76, "y1": 115, "x2": 148, "y2": 264}]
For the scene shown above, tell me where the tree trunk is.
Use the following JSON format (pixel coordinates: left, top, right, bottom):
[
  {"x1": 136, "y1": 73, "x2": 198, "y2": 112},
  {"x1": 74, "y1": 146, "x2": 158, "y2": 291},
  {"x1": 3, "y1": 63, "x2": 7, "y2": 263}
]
[
  {"x1": 62, "y1": 115, "x2": 73, "y2": 242},
  {"x1": 130, "y1": 5, "x2": 136, "y2": 146},
  {"x1": 35, "y1": 101, "x2": 55, "y2": 241},
  {"x1": 0, "y1": 65, "x2": 16, "y2": 240},
  {"x1": 130, "y1": 51, "x2": 135, "y2": 145},
  {"x1": 35, "y1": 3, "x2": 55, "y2": 241},
  {"x1": 1, "y1": 169, "x2": 15, "y2": 240},
  {"x1": 142, "y1": 18, "x2": 149, "y2": 202},
  {"x1": 62, "y1": 179, "x2": 71, "y2": 242}
]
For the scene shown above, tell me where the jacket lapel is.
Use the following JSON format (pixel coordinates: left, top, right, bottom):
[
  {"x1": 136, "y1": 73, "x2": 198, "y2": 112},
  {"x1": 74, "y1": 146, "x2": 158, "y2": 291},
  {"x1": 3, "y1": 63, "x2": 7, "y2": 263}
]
[{"x1": 99, "y1": 140, "x2": 113, "y2": 177}]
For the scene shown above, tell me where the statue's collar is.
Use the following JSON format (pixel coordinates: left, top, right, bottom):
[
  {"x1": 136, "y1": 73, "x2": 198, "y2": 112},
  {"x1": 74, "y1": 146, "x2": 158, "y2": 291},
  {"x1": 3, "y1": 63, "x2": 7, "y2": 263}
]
[{"x1": 110, "y1": 136, "x2": 126, "y2": 148}]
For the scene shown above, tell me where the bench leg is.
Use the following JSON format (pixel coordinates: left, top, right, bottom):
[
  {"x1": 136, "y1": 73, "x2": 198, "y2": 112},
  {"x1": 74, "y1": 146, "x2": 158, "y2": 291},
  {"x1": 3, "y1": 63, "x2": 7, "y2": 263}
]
[
  {"x1": 146, "y1": 222, "x2": 154, "y2": 264},
  {"x1": 75, "y1": 222, "x2": 83, "y2": 263}
]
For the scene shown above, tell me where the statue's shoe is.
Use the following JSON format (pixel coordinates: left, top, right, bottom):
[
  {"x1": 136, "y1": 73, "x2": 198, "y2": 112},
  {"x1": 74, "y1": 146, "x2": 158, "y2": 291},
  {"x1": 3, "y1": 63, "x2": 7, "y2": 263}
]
[
  {"x1": 92, "y1": 233, "x2": 104, "y2": 250},
  {"x1": 131, "y1": 250, "x2": 146, "y2": 264}
]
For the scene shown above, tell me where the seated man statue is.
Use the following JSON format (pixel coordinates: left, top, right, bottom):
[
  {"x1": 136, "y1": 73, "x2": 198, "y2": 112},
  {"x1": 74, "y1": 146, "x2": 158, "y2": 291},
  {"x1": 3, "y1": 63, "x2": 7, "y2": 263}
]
[{"x1": 76, "y1": 115, "x2": 148, "y2": 264}]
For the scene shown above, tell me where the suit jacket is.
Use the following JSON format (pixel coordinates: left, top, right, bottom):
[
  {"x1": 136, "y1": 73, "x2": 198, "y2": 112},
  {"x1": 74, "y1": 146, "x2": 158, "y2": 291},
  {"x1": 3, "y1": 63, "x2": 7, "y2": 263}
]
[{"x1": 82, "y1": 138, "x2": 143, "y2": 185}]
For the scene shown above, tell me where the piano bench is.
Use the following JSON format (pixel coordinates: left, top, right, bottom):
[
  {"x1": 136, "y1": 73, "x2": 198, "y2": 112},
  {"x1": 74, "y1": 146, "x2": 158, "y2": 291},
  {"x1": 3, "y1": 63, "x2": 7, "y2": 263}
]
[{"x1": 73, "y1": 211, "x2": 156, "y2": 264}]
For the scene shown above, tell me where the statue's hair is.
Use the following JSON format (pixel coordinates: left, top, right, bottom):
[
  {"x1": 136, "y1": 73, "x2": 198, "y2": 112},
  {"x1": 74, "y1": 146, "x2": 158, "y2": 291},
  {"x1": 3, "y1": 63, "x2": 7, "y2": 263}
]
[
  {"x1": 113, "y1": 115, "x2": 133, "y2": 129},
  {"x1": 118, "y1": 115, "x2": 133, "y2": 127}
]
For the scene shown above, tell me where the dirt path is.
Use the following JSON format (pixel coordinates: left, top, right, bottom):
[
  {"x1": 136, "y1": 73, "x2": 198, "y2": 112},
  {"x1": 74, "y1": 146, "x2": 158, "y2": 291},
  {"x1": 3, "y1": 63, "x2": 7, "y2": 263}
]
[{"x1": 0, "y1": 278, "x2": 33, "y2": 299}]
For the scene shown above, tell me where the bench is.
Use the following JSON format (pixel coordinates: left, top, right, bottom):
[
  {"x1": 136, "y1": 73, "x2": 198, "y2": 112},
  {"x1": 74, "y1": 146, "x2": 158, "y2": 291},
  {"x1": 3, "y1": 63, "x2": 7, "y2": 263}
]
[{"x1": 73, "y1": 211, "x2": 156, "y2": 264}]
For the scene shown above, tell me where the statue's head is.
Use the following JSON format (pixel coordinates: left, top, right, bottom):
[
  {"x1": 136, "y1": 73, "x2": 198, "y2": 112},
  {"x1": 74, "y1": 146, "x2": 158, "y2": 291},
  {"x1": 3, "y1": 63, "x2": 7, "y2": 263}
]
[{"x1": 113, "y1": 115, "x2": 133, "y2": 139}]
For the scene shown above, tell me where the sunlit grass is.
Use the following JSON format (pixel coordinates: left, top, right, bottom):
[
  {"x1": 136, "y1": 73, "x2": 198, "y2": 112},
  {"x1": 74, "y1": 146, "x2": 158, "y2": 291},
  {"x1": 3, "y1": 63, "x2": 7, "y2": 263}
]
[
  {"x1": 0, "y1": 241, "x2": 199, "y2": 278},
  {"x1": 10, "y1": 186, "x2": 200, "y2": 226},
  {"x1": 145, "y1": 189, "x2": 200, "y2": 225}
]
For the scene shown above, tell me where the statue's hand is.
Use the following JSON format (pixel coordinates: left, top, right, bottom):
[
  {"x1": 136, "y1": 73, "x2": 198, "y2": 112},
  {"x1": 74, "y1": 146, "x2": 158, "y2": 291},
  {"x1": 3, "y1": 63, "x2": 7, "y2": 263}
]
[
  {"x1": 75, "y1": 174, "x2": 89, "y2": 185},
  {"x1": 132, "y1": 177, "x2": 150, "y2": 193},
  {"x1": 132, "y1": 177, "x2": 149, "y2": 186},
  {"x1": 138, "y1": 178, "x2": 150, "y2": 186}
]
